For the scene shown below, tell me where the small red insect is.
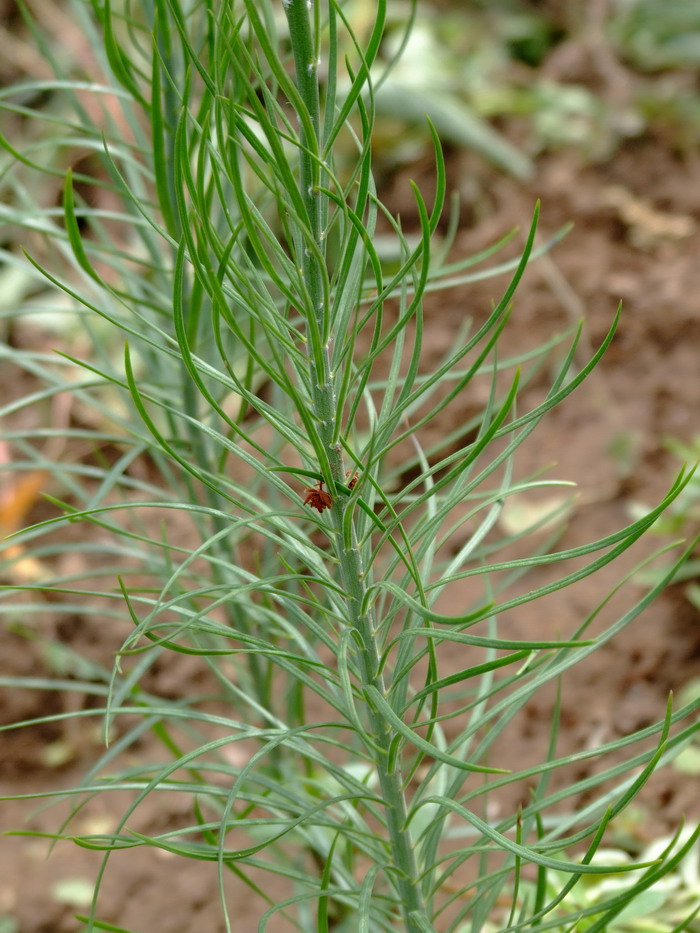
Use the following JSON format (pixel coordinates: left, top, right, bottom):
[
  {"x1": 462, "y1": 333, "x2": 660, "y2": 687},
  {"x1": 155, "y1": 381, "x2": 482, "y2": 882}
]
[
  {"x1": 303, "y1": 479, "x2": 333, "y2": 513},
  {"x1": 346, "y1": 470, "x2": 358, "y2": 490}
]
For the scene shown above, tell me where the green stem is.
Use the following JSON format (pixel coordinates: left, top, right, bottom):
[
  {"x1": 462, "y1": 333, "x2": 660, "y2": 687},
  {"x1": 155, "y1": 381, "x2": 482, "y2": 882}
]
[{"x1": 284, "y1": 2, "x2": 428, "y2": 929}]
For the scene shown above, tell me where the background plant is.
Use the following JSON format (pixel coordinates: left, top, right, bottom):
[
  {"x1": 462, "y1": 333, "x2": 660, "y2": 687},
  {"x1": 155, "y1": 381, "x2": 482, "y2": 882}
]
[
  {"x1": 1, "y1": 2, "x2": 699, "y2": 932},
  {"x1": 359, "y1": 0, "x2": 700, "y2": 166},
  {"x1": 633, "y1": 436, "x2": 700, "y2": 602}
]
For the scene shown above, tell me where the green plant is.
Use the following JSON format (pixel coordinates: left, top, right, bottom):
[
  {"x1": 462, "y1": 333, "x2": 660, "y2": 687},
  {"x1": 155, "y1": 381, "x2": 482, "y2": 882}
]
[
  {"x1": 497, "y1": 825, "x2": 700, "y2": 933},
  {"x1": 632, "y1": 436, "x2": 700, "y2": 601},
  {"x1": 1, "y1": 2, "x2": 699, "y2": 932},
  {"x1": 609, "y1": 0, "x2": 700, "y2": 70}
]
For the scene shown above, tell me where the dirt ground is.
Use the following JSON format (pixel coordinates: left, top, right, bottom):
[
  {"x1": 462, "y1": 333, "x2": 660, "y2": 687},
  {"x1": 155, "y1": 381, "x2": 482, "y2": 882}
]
[{"x1": 2, "y1": 100, "x2": 700, "y2": 933}]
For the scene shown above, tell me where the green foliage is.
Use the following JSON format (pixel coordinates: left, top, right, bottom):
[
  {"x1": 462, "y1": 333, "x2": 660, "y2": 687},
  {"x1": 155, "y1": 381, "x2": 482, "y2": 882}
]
[
  {"x1": 489, "y1": 825, "x2": 700, "y2": 932},
  {"x1": 1, "y1": 2, "x2": 698, "y2": 932},
  {"x1": 632, "y1": 436, "x2": 700, "y2": 591},
  {"x1": 381, "y1": 0, "x2": 700, "y2": 159},
  {"x1": 610, "y1": 0, "x2": 700, "y2": 70}
]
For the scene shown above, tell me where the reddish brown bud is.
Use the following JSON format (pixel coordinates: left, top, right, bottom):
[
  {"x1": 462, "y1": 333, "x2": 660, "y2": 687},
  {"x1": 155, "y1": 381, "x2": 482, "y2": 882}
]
[{"x1": 303, "y1": 481, "x2": 332, "y2": 513}]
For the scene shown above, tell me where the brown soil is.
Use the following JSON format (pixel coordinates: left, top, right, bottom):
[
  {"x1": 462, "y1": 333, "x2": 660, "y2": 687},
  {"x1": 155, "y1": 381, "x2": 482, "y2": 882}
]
[{"x1": 3, "y1": 123, "x2": 700, "y2": 933}]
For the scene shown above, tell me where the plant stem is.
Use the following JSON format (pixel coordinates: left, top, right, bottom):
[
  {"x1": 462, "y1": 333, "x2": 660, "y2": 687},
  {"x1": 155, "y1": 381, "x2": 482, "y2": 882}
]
[{"x1": 284, "y1": 2, "x2": 428, "y2": 928}]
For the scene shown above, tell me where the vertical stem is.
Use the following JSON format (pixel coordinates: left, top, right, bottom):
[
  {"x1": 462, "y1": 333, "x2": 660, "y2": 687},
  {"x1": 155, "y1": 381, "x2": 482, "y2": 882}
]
[
  {"x1": 153, "y1": 11, "x2": 269, "y2": 713},
  {"x1": 284, "y1": 2, "x2": 428, "y2": 929}
]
